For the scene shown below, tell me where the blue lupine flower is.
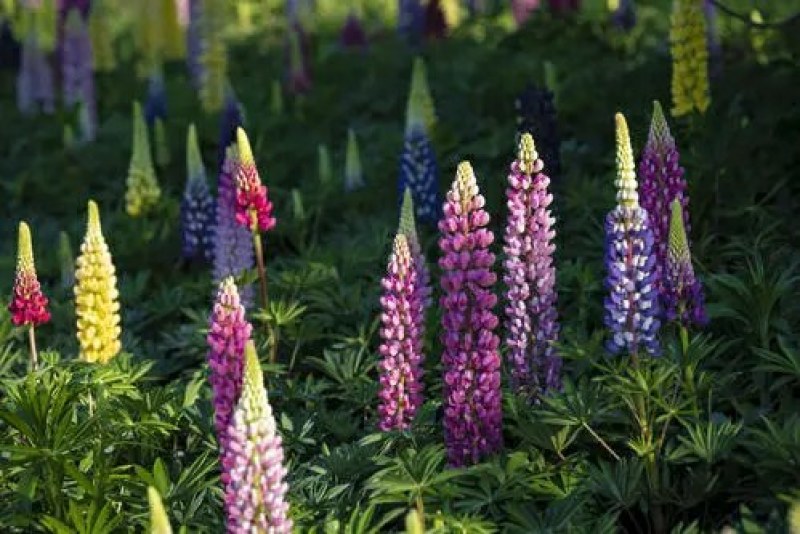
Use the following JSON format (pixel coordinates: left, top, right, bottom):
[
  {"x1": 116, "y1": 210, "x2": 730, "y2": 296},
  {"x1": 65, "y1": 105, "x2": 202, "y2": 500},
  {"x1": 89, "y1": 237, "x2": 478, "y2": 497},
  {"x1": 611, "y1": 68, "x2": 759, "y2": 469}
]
[
  {"x1": 398, "y1": 0, "x2": 425, "y2": 44},
  {"x1": 398, "y1": 129, "x2": 440, "y2": 225},
  {"x1": 218, "y1": 86, "x2": 244, "y2": 171},
  {"x1": 181, "y1": 124, "x2": 215, "y2": 261},
  {"x1": 144, "y1": 69, "x2": 167, "y2": 129},
  {"x1": 604, "y1": 114, "x2": 660, "y2": 358}
]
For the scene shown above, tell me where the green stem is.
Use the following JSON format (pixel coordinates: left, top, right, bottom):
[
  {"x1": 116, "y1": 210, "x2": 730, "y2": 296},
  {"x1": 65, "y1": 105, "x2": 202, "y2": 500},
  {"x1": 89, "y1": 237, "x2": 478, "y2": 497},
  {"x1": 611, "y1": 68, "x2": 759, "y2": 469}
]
[
  {"x1": 28, "y1": 325, "x2": 38, "y2": 372},
  {"x1": 582, "y1": 422, "x2": 620, "y2": 461},
  {"x1": 252, "y1": 231, "x2": 269, "y2": 310},
  {"x1": 415, "y1": 494, "x2": 425, "y2": 526}
]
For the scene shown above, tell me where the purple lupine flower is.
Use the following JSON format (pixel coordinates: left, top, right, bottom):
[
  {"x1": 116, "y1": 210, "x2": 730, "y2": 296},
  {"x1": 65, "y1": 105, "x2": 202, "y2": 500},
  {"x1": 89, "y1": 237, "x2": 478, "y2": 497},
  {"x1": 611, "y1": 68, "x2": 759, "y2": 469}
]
[
  {"x1": 397, "y1": 0, "x2": 424, "y2": 44},
  {"x1": 212, "y1": 145, "x2": 255, "y2": 308},
  {"x1": 663, "y1": 198, "x2": 707, "y2": 328},
  {"x1": 604, "y1": 113, "x2": 660, "y2": 359},
  {"x1": 424, "y1": 0, "x2": 447, "y2": 41},
  {"x1": 511, "y1": 0, "x2": 540, "y2": 26},
  {"x1": 181, "y1": 124, "x2": 215, "y2": 261},
  {"x1": 503, "y1": 133, "x2": 560, "y2": 395},
  {"x1": 703, "y1": 0, "x2": 722, "y2": 78},
  {"x1": 638, "y1": 101, "x2": 691, "y2": 309},
  {"x1": 186, "y1": 0, "x2": 203, "y2": 87},
  {"x1": 399, "y1": 187, "x2": 432, "y2": 316},
  {"x1": 144, "y1": 68, "x2": 167, "y2": 129},
  {"x1": 377, "y1": 234, "x2": 424, "y2": 431},
  {"x1": 17, "y1": 34, "x2": 55, "y2": 115},
  {"x1": 207, "y1": 277, "x2": 252, "y2": 487},
  {"x1": 612, "y1": 0, "x2": 636, "y2": 32},
  {"x1": 438, "y1": 161, "x2": 503, "y2": 466},
  {"x1": 218, "y1": 86, "x2": 243, "y2": 172},
  {"x1": 61, "y1": 8, "x2": 96, "y2": 141},
  {"x1": 515, "y1": 84, "x2": 561, "y2": 182},
  {"x1": 340, "y1": 11, "x2": 368, "y2": 50},
  {"x1": 223, "y1": 340, "x2": 292, "y2": 533}
]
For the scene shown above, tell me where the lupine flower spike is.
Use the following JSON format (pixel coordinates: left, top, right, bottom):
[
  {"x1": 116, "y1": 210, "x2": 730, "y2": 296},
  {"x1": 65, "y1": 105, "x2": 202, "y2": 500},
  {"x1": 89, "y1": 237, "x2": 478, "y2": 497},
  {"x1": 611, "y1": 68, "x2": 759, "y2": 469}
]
[
  {"x1": 286, "y1": 23, "x2": 311, "y2": 95},
  {"x1": 181, "y1": 124, "x2": 215, "y2": 262},
  {"x1": 223, "y1": 340, "x2": 292, "y2": 533},
  {"x1": 199, "y1": 0, "x2": 227, "y2": 112},
  {"x1": 186, "y1": 0, "x2": 203, "y2": 87},
  {"x1": 503, "y1": 133, "x2": 560, "y2": 395},
  {"x1": 62, "y1": 8, "x2": 96, "y2": 141},
  {"x1": 670, "y1": 0, "x2": 710, "y2": 117},
  {"x1": 218, "y1": 85, "x2": 244, "y2": 171},
  {"x1": 212, "y1": 145, "x2": 255, "y2": 308},
  {"x1": 438, "y1": 161, "x2": 503, "y2": 466},
  {"x1": 75, "y1": 200, "x2": 122, "y2": 364},
  {"x1": 207, "y1": 277, "x2": 252, "y2": 487},
  {"x1": 639, "y1": 101, "x2": 691, "y2": 305},
  {"x1": 17, "y1": 33, "x2": 55, "y2": 115},
  {"x1": 340, "y1": 10, "x2": 368, "y2": 50},
  {"x1": 125, "y1": 101, "x2": 161, "y2": 217},
  {"x1": 58, "y1": 231, "x2": 76, "y2": 289},
  {"x1": 603, "y1": 114, "x2": 660, "y2": 362},
  {"x1": 377, "y1": 234, "x2": 424, "y2": 431},
  {"x1": 512, "y1": 0, "x2": 541, "y2": 27},
  {"x1": 89, "y1": 0, "x2": 116, "y2": 72},
  {"x1": 144, "y1": 66, "x2": 167, "y2": 128},
  {"x1": 515, "y1": 84, "x2": 561, "y2": 182},
  {"x1": 399, "y1": 188, "x2": 432, "y2": 315},
  {"x1": 9, "y1": 222, "x2": 51, "y2": 370},
  {"x1": 234, "y1": 128, "x2": 276, "y2": 316},
  {"x1": 397, "y1": 0, "x2": 425, "y2": 44},
  {"x1": 664, "y1": 198, "x2": 707, "y2": 336},
  {"x1": 345, "y1": 128, "x2": 365, "y2": 192},
  {"x1": 406, "y1": 58, "x2": 436, "y2": 138},
  {"x1": 318, "y1": 144, "x2": 332, "y2": 185},
  {"x1": 147, "y1": 486, "x2": 173, "y2": 534}
]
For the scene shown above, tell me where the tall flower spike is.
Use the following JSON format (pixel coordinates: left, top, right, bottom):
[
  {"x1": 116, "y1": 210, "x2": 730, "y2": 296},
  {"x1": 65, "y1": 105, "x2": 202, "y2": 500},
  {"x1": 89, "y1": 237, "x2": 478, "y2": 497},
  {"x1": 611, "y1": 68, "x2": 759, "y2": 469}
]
[
  {"x1": 397, "y1": 0, "x2": 425, "y2": 44},
  {"x1": 89, "y1": 0, "x2": 116, "y2": 72},
  {"x1": 199, "y1": 0, "x2": 227, "y2": 112},
  {"x1": 160, "y1": 0, "x2": 185, "y2": 60},
  {"x1": 670, "y1": 0, "x2": 710, "y2": 117},
  {"x1": 75, "y1": 200, "x2": 122, "y2": 364},
  {"x1": 212, "y1": 144, "x2": 255, "y2": 308},
  {"x1": 285, "y1": 22, "x2": 311, "y2": 95},
  {"x1": 186, "y1": 0, "x2": 203, "y2": 87},
  {"x1": 224, "y1": 340, "x2": 292, "y2": 533},
  {"x1": 664, "y1": 198, "x2": 707, "y2": 327},
  {"x1": 147, "y1": 486, "x2": 173, "y2": 534},
  {"x1": 318, "y1": 143, "x2": 332, "y2": 185},
  {"x1": 603, "y1": 114, "x2": 660, "y2": 359},
  {"x1": 377, "y1": 234, "x2": 424, "y2": 431},
  {"x1": 345, "y1": 128, "x2": 365, "y2": 192},
  {"x1": 438, "y1": 161, "x2": 503, "y2": 466},
  {"x1": 9, "y1": 222, "x2": 51, "y2": 328},
  {"x1": 503, "y1": 133, "x2": 560, "y2": 395},
  {"x1": 125, "y1": 101, "x2": 162, "y2": 217},
  {"x1": 218, "y1": 84, "x2": 244, "y2": 171},
  {"x1": 181, "y1": 124, "x2": 215, "y2": 261},
  {"x1": 234, "y1": 128, "x2": 276, "y2": 234},
  {"x1": 515, "y1": 83, "x2": 561, "y2": 181},
  {"x1": 639, "y1": 101, "x2": 691, "y2": 312},
  {"x1": 405, "y1": 57, "x2": 436, "y2": 137},
  {"x1": 61, "y1": 7, "x2": 96, "y2": 140},
  {"x1": 17, "y1": 33, "x2": 56, "y2": 115},
  {"x1": 207, "y1": 277, "x2": 252, "y2": 484},
  {"x1": 340, "y1": 11, "x2": 368, "y2": 50},
  {"x1": 399, "y1": 129, "x2": 440, "y2": 225},
  {"x1": 144, "y1": 66, "x2": 167, "y2": 128}
]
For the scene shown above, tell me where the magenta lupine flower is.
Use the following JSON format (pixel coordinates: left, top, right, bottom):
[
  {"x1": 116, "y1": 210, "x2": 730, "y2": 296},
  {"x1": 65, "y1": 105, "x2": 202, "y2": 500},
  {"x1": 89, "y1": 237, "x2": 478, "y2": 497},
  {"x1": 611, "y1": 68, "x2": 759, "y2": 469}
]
[
  {"x1": 604, "y1": 114, "x2": 660, "y2": 358},
  {"x1": 638, "y1": 101, "x2": 694, "y2": 316},
  {"x1": 207, "y1": 277, "x2": 252, "y2": 486},
  {"x1": 17, "y1": 34, "x2": 55, "y2": 115},
  {"x1": 503, "y1": 133, "x2": 560, "y2": 395},
  {"x1": 663, "y1": 198, "x2": 707, "y2": 328},
  {"x1": 223, "y1": 340, "x2": 292, "y2": 533},
  {"x1": 61, "y1": 8, "x2": 96, "y2": 141},
  {"x1": 512, "y1": 0, "x2": 540, "y2": 27},
  {"x1": 233, "y1": 128, "x2": 276, "y2": 234},
  {"x1": 399, "y1": 187, "x2": 432, "y2": 317},
  {"x1": 212, "y1": 145, "x2": 255, "y2": 308},
  {"x1": 377, "y1": 234, "x2": 424, "y2": 431},
  {"x1": 438, "y1": 161, "x2": 503, "y2": 467}
]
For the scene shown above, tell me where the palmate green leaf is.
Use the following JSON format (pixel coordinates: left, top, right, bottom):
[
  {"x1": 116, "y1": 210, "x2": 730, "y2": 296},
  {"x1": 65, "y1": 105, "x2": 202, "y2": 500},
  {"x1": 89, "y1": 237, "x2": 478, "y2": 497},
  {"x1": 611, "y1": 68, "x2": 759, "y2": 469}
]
[
  {"x1": 671, "y1": 418, "x2": 742, "y2": 465},
  {"x1": 41, "y1": 500, "x2": 122, "y2": 534},
  {"x1": 587, "y1": 457, "x2": 645, "y2": 509},
  {"x1": 753, "y1": 336, "x2": 800, "y2": 387}
]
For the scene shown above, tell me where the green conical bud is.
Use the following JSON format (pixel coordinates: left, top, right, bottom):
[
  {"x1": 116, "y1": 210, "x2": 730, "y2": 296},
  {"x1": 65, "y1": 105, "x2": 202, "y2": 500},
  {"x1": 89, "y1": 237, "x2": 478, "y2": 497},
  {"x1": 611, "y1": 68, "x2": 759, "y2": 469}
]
[
  {"x1": 398, "y1": 187, "x2": 419, "y2": 250},
  {"x1": 344, "y1": 128, "x2": 364, "y2": 191},
  {"x1": 404, "y1": 509, "x2": 425, "y2": 534},
  {"x1": 648, "y1": 101, "x2": 675, "y2": 152},
  {"x1": 668, "y1": 197, "x2": 691, "y2": 268},
  {"x1": 318, "y1": 144, "x2": 332, "y2": 185},
  {"x1": 405, "y1": 57, "x2": 436, "y2": 136},
  {"x1": 147, "y1": 486, "x2": 173, "y2": 534},
  {"x1": 186, "y1": 123, "x2": 205, "y2": 182},
  {"x1": 125, "y1": 101, "x2": 161, "y2": 217}
]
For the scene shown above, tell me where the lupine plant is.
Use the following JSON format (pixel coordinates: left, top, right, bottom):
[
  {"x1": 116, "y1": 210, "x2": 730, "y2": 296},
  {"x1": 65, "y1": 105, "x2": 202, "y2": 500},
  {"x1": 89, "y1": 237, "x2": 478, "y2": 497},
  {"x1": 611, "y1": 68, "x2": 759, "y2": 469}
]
[
  {"x1": 61, "y1": 8, "x2": 95, "y2": 141},
  {"x1": 125, "y1": 101, "x2": 162, "y2": 217},
  {"x1": 88, "y1": 0, "x2": 115, "y2": 72},
  {"x1": 670, "y1": 0, "x2": 710, "y2": 116},
  {"x1": 181, "y1": 123, "x2": 215, "y2": 262},
  {"x1": 502, "y1": 133, "x2": 560, "y2": 395},
  {"x1": 664, "y1": 198, "x2": 707, "y2": 332},
  {"x1": 438, "y1": 161, "x2": 502, "y2": 466}
]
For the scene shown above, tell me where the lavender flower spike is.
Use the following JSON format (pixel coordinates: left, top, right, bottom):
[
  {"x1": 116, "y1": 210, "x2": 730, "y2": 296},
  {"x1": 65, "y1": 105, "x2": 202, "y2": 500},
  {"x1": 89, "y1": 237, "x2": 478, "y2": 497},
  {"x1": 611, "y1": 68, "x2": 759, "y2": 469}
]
[
  {"x1": 212, "y1": 145, "x2": 255, "y2": 307},
  {"x1": 377, "y1": 234, "x2": 424, "y2": 431},
  {"x1": 604, "y1": 113, "x2": 660, "y2": 359},
  {"x1": 664, "y1": 198, "x2": 707, "y2": 328},
  {"x1": 503, "y1": 133, "x2": 560, "y2": 395},
  {"x1": 438, "y1": 161, "x2": 503, "y2": 466},
  {"x1": 224, "y1": 340, "x2": 292, "y2": 533}
]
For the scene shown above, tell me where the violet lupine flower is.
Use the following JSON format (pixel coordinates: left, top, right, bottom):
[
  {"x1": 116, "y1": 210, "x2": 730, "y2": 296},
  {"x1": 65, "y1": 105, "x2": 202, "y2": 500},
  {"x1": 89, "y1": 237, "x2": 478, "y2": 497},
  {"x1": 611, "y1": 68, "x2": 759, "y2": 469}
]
[
  {"x1": 604, "y1": 113, "x2": 660, "y2": 359},
  {"x1": 186, "y1": 0, "x2": 203, "y2": 87},
  {"x1": 511, "y1": 0, "x2": 540, "y2": 27},
  {"x1": 424, "y1": 0, "x2": 447, "y2": 41},
  {"x1": 144, "y1": 68, "x2": 167, "y2": 129},
  {"x1": 181, "y1": 124, "x2": 215, "y2": 261},
  {"x1": 503, "y1": 133, "x2": 560, "y2": 395},
  {"x1": 377, "y1": 234, "x2": 424, "y2": 431},
  {"x1": 61, "y1": 8, "x2": 96, "y2": 141},
  {"x1": 223, "y1": 340, "x2": 292, "y2": 533},
  {"x1": 340, "y1": 11, "x2": 368, "y2": 50},
  {"x1": 638, "y1": 101, "x2": 691, "y2": 306},
  {"x1": 438, "y1": 161, "x2": 503, "y2": 466},
  {"x1": 218, "y1": 86, "x2": 243, "y2": 172},
  {"x1": 207, "y1": 277, "x2": 252, "y2": 481},
  {"x1": 17, "y1": 34, "x2": 55, "y2": 115},
  {"x1": 663, "y1": 198, "x2": 707, "y2": 328},
  {"x1": 212, "y1": 145, "x2": 255, "y2": 308},
  {"x1": 397, "y1": 0, "x2": 424, "y2": 44}
]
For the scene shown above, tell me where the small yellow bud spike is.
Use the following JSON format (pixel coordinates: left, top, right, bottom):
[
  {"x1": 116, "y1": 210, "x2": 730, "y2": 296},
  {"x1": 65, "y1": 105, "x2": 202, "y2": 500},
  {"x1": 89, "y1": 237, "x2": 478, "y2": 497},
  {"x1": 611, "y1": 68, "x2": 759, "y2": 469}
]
[
  {"x1": 236, "y1": 127, "x2": 254, "y2": 167},
  {"x1": 147, "y1": 486, "x2": 173, "y2": 534},
  {"x1": 241, "y1": 339, "x2": 272, "y2": 423},
  {"x1": 398, "y1": 188, "x2": 419, "y2": 248},
  {"x1": 16, "y1": 222, "x2": 34, "y2": 274},
  {"x1": 87, "y1": 199, "x2": 101, "y2": 235},
  {"x1": 614, "y1": 113, "x2": 638, "y2": 208},
  {"x1": 455, "y1": 161, "x2": 479, "y2": 212},
  {"x1": 517, "y1": 132, "x2": 541, "y2": 176}
]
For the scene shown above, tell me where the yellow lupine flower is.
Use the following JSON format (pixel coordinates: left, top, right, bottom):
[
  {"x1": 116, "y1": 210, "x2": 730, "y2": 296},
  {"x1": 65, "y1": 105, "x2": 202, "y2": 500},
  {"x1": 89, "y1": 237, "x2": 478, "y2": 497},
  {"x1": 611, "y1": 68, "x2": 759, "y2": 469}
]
[
  {"x1": 199, "y1": 0, "x2": 228, "y2": 113},
  {"x1": 125, "y1": 101, "x2": 162, "y2": 217},
  {"x1": 89, "y1": 0, "x2": 116, "y2": 72},
  {"x1": 75, "y1": 201, "x2": 121, "y2": 364},
  {"x1": 160, "y1": 0, "x2": 185, "y2": 61},
  {"x1": 670, "y1": 0, "x2": 710, "y2": 117}
]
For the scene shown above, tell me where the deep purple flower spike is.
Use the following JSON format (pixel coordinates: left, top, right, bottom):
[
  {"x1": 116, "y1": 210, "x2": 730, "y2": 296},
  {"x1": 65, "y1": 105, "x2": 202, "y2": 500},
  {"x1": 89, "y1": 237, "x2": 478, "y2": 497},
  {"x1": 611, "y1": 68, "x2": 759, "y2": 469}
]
[
  {"x1": 438, "y1": 161, "x2": 503, "y2": 466},
  {"x1": 663, "y1": 198, "x2": 708, "y2": 328}
]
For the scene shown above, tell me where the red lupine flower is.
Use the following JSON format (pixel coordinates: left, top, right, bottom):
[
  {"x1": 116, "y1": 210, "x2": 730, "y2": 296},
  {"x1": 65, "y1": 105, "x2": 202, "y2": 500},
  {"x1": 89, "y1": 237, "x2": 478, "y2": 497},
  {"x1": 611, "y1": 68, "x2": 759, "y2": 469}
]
[
  {"x1": 233, "y1": 127, "x2": 276, "y2": 233},
  {"x1": 9, "y1": 222, "x2": 51, "y2": 327}
]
